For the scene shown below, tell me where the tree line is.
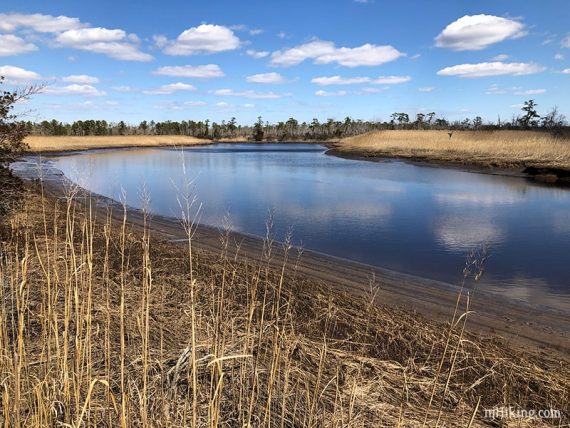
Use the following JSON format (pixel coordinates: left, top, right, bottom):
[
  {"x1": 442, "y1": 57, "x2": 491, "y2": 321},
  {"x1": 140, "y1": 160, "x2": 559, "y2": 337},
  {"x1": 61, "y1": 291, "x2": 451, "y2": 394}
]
[{"x1": 23, "y1": 100, "x2": 569, "y2": 141}]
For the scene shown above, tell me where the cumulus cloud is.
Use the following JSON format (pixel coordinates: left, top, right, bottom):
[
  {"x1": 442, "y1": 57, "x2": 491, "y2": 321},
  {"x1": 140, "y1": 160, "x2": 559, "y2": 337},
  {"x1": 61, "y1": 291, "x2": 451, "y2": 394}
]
[
  {"x1": 270, "y1": 40, "x2": 403, "y2": 67},
  {"x1": 212, "y1": 89, "x2": 284, "y2": 99},
  {"x1": 0, "y1": 65, "x2": 42, "y2": 83},
  {"x1": 246, "y1": 72, "x2": 288, "y2": 84},
  {"x1": 554, "y1": 53, "x2": 564, "y2": 60},
  {"x1": 312, "y1": 75, "x2": 370, "y2": 85},
  {"x1": 62, "y1": 74, "x2": 99, "y2": 84},
  {"x1": 153, "y1": 64, "x2": 224, "y2": 78},
  {"x1": 0, "y1": 34, "x2": 38, "y2": 56},
  {"x1": 315, "y1": 90, "x2": 348, "y2": 97},
  {"x1": 484, "y1": 84, "x2": 545, "y2": 95},
  {"x1": 492, "y1": 54, "x2": 509, "y2": 61},
  {"x1": 143, "y1": 82, "x2": 196, "y2": 95},
  {"x1": 373, "y1": 75, "x2": 411, "y2": 84},
  {"x1": 563, "y1": 68, "x2": 570, "y2": 74},
  {"x1": 44, "y1": 84, "x2": 106, "y2": 96},
  {"x1": 562, "y1": 35, "x2": 570, "y2": 48},
  {"x1": 246, "y1": 49, "x2": 270, "y2": 59},
  {"x1": 311, "y1": 75, "x2": 410, "y2": 85},
  {"x1": 514, "y1": 88, "x2": 546, "y2": 95},
  {"x1": 435, "y1": 15, "x2": 526, "y2": 51},
  {"x1": 112, "y1": 85, "x2": 136, "y2": 92},
  {"x1": 55, "y1": 27, "x2": 152, "y2": 61},
  {"x1": 163, "y1": 24, "x2": 240, "y2": 55},
  {"x1": 0, "y1": 13, "x2": 85, "y2": 33},
  {"x1": 437, "y1": 62, "x2": 545, "y2": 78}
]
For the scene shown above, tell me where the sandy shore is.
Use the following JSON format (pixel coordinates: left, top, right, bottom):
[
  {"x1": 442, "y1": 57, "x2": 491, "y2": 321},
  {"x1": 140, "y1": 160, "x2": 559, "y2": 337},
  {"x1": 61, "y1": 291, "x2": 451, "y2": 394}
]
[{"x1": 13, "y1": 155, "x2": 570, "y2": 359}]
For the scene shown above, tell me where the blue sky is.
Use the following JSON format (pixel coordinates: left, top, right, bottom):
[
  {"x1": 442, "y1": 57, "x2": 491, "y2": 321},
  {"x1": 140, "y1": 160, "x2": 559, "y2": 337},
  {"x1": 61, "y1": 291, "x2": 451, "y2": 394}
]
[{"x1": 1, "y1": 0, "x2": 569, "y2": 124}]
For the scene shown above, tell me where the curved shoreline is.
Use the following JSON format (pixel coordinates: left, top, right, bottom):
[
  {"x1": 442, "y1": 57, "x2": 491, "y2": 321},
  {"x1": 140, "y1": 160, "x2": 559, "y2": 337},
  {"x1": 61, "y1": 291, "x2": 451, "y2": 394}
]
[
  {"x1": 325, "y1": 146, "x2": 570, "y2": 188},
  {"x1": 12, "y1": 154, "x2": 570, "y2": 358}
]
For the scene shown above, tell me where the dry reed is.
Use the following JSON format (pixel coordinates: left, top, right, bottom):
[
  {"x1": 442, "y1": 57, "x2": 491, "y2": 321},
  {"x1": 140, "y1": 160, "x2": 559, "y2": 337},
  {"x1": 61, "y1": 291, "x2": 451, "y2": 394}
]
[
  {"x1": 0, "y1": 182, "x2": 568, "y2": 427},
  {"x1": 337, "y1": 130, "x2": 570, "y2": 170},
  {"x1": 25, "y1": 135, "x2": 210, "y2": 152}
]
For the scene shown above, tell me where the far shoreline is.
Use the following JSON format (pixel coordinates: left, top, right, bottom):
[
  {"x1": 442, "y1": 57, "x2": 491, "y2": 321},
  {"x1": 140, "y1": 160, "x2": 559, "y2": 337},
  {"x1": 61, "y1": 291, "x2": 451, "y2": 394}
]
[{"x1": 25, "y1": 132, "x2": 570, "y2": 187}]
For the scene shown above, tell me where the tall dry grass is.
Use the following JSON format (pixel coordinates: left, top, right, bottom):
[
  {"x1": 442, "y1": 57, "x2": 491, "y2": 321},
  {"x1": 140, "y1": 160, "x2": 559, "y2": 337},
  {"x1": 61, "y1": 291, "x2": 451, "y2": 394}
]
[
  {"x1": 337, "y1": 130, "x2": 570, "y2": 170},
  {"x1": 0, "y1": 182, "x2": 568, "y2": 426},
  {"x1": 25, "y1": 135, "x2": 210, "y2": 152}
]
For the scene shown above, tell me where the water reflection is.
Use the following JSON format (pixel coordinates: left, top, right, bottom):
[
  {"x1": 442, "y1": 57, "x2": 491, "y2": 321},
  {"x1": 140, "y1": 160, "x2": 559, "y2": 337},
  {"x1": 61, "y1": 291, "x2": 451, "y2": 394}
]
[{"x1": 52, "y1": 144, "x2": 570, "y2": 310}]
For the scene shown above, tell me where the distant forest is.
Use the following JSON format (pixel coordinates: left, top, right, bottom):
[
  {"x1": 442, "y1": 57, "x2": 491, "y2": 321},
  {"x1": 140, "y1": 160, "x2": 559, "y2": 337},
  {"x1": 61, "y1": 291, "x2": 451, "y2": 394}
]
[{"x1": 25, "y1": 100, "x2": 568, "y2": 141}]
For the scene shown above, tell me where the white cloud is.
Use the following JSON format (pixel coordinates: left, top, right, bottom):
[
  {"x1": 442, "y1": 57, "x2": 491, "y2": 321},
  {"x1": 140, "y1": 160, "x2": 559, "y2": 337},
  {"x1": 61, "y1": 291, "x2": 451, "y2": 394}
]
[
  {"x1": 153, "y1": 35, "x2": 168, "y2": 48},
  {"x1": 270, "y1": 40, "x2": 403, "y2": 67},
  {"x1": 437, "y1": 62, "x2": 545, "y2": 78},
  {"x1": 554, "y1": 53, "x2": 564, "y2": 60},
  {"x1": 249, "y1": 29, "x2": 263, "y2": 36},
  {"x1": 311, "y1": 74, "x2": 410, "y2": 85},
  {"x1": 486, "y1": 84, "x2": 546, "y2": 95},
  {"x1": 0, "y1": 34, "x2": 38, "y2": 56},
  {"x1": 562, "y1": 35, "x2": 570, "y2": 49},
  {"x1": 143, "y1": 82, "x2": 196, "y2": 95},
  {"x1": 212, "y1": 88, "x2": 284, "y2": 99},
  {"x1": 356, "y1": 87, "x2": 387, "y2": 94},
  {"x1": 246, "y1": 49, "x2": 270, "y2": 59},
  {"x1": 312, "y1": 75, "x2": 370, "y2": 85},
  {"x1": 163, "y1": 24, "x2": 240, "y2": 55},
  {"x1": 154, "y1": 64, "x2": 224, "y2": 78},
  {"x1": 56, "y1": 27, "x2": 152, "y2": 61},
  {"x1": 185, "y1": 101, "x2": 207, "y2": 106},
  {"x1": 435, "y1": 15, "x2": 526, "y2": 51},
  {"x1": 246, "y1": 72, "x2": 287, "y2": 84},
  {"x1": 57, "y1": 27, "x2": 124, "y2": 44},
  {"x1": 354, "y1": 0, "x2": 373, "y2": 3},
  {"x1": 62, "y1": 74, "x2": 99, "y2": 84},
  {"x1": 372, "y1": 75, "x2": 411, "y2": 84},
  {"x1": 0, "y1": 13, "x2": 85, "y2": 33},
  {"x1": 44, "y1": 84, "x2": 106, "y2": 96},
  {"x1": 563, "y1": 68, "x2": 570, "y2": 74},
  {"x1": 492, "y1": 54, "x2": 509, "y2": 61},
  {"x1": 0, "y1": 65, "x2": 42, "y2": 83},
  {"x1": 154, "y1": 100, "x2": 207, "y2": 110},
  {"x1": 112, "y1": 85, "x2": 136, "y2": 92},
  {"x1": 315, "y1": 90, "x2": 348, "y2": 97},
  {"x1": 418, "y1": 86, "x2": 435, "y2": 92},
  {"x1": 514, "y1": 88, "x2": 546, "y2": 95}
]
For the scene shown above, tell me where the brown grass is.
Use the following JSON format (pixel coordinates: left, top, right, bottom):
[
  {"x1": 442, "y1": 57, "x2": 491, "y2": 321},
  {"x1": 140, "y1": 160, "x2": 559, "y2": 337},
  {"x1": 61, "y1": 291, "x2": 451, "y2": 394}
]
[
  {"x1": 0, "y1": 184, "x2": 568, "y2": 427},
  {"x1": 25, "y1": 135, "x2": 210, "y2": 152},
  {"x1": 336, "y1": 130, "x2": 570, "y2": 170}
]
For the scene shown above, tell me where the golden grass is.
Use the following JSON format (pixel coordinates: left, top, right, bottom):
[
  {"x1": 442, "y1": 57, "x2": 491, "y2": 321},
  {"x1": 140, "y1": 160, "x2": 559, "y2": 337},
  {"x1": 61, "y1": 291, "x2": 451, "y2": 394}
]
[
  {"x1": 0, "y1": 184, "x2": 568, "y2": 427},
  {"x1": 25, "y1": 135, "x2": 210, "y2": 152},
  {"x1": 337, "y1": 130, "x2": 570, "y2": 170}
]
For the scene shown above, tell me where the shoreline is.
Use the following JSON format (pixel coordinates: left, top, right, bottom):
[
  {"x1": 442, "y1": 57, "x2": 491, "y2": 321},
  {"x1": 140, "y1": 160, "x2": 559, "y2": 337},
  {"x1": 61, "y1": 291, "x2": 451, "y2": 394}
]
[
  {"x1": 24, "y1": 135, "x2": 570, "y2": 188},
  {"x1": 13, "y1": 154, "x2": 570, "y2": 359},
  {"x1": 326, "y1": 146, "x2": 570, "y2": 188}
]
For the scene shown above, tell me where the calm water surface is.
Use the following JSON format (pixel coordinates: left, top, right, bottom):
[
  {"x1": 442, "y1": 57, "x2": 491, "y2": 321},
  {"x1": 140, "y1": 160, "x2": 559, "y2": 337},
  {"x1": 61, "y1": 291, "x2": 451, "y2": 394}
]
[{"x1": 52, "y1": 144, "x2": 570, "y2": 309}]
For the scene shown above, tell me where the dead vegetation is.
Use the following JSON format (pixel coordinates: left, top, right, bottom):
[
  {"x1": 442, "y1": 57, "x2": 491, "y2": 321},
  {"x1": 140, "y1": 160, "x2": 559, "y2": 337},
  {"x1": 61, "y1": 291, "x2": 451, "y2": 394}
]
[
  {"x1": 336, "y1": 130, "x2": 570, "y2": 170},
  {"x1": 25, "y1": 135, "x2": 210, "y2": 152},
  {"x1": 0, "y1": 184, "x2": 568, "y2": 427}
]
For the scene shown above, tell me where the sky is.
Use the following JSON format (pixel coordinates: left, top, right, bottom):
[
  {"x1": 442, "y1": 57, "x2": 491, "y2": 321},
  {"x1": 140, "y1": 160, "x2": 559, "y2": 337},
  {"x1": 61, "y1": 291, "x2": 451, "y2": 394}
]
[{"x1": 1, "y1": 0, "x2": 569, "y2": 125}]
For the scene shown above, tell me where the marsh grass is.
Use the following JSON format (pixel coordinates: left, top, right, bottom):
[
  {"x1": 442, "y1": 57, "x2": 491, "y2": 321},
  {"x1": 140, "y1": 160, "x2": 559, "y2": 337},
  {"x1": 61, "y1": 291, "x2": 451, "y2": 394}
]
[
  {"x1": 0, "y1": 182, "x2": 568, "y2": 427},
  {"x1": 25, "y1": 135, "x2": 210, "y2": 152},
  {"x1": 338, "y1": 130, "x2": 570, "y2": 170}
]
